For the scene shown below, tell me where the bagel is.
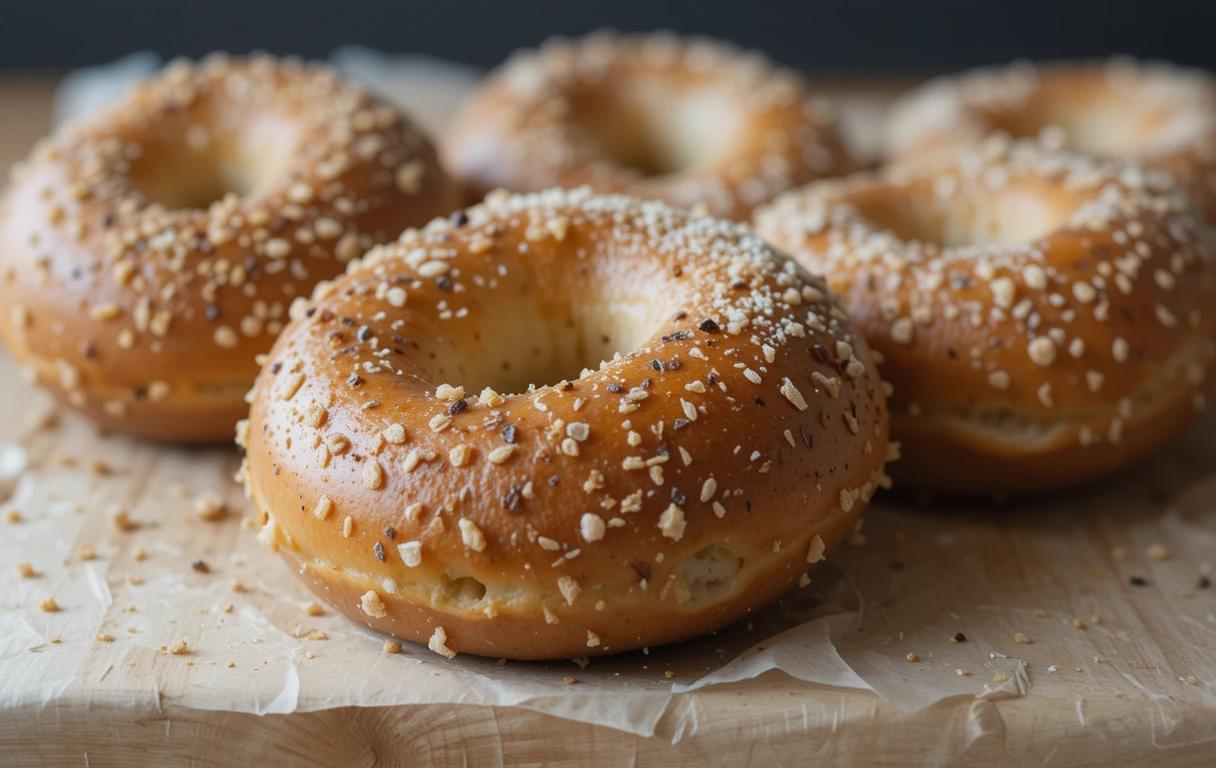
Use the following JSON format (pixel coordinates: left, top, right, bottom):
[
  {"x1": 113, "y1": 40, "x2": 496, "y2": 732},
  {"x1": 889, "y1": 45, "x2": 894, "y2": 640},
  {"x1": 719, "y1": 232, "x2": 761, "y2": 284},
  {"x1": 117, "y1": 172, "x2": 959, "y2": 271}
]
[
  {"x1": 240, "y1": 188, "x2": 890, "y2": 660},
  {"x1": 444, "y1": 31, "x2": 853, "y2": 221},
  {"x1": 0, "y1": 54, "x2": 459, "y2": 441},
  {"x1": 883, "y1": 59, "x2": 1216, "y2": 222},
  {"x1": 755, "y1": 141, "x2": 1216, "y2": 493}
]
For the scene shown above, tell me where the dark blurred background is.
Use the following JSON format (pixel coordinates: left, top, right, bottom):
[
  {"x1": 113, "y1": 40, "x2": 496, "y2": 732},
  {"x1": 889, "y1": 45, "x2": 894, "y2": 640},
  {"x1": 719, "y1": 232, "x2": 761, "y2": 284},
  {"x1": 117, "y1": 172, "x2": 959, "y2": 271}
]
[{"x1": 3, "y1": 0, "x2": 1215, "y2": 73}]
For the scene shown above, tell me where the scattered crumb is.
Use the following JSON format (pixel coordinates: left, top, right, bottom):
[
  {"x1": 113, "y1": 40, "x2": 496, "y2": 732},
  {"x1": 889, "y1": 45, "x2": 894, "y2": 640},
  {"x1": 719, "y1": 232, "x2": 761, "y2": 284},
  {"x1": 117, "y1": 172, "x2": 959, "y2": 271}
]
[
  {"x1": 383, "y1": 639, "x2": 402, "y2": 654},
  {"x1": 1146, "y1": 543, "x2": 1170, "y2": 561},
  {"x1": 108, "y1": 506, "x2": 137, "y2": 532},
  {"x1": 39, "y1": 597, "x2": 60, "y2": 613},
  {"x1": 193, "y1": 491, "x2": 226, "y2": 521}
]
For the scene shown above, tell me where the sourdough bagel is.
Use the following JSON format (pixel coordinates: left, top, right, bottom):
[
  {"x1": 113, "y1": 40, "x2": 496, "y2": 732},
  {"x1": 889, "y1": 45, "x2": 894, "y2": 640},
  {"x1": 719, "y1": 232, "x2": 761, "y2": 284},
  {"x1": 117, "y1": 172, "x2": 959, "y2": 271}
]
[
  {"x1": 0, "y1": 54, "x2": 459, "y2": 440},
  {"x1": 241, "y1": 188, "x2": 890, "y2": 660},
  {"x1": 444, "y1": 31, "x2": 853, "y2": 221},
  {"x1": 756, "y1": 141, "x2": 1216, "y2": 493},
  {"x1": 883, "y1": 59, "x2": 1216, "y2": 222}
]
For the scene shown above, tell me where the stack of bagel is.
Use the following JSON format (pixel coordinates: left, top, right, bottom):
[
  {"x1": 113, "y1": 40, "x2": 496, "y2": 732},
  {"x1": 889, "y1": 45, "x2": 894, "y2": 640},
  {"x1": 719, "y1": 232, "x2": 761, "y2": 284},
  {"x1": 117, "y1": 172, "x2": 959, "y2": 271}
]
[{"x1": 1, "y1": 35, "x2": 1212, "y2": 660}]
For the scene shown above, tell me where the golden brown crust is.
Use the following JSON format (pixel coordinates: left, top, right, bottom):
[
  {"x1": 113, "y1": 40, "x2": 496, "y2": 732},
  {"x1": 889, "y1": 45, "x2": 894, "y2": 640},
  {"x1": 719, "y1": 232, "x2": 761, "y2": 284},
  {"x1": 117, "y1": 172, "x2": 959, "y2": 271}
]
[
  {"x1": 444, "y1": 31, "x2": 853, "y2": 221},
  {"x1": 756, "y1": 141, "x2": 1216, "y2": 492},
  {"x1": 0, "y1": 54, "x2": 460, "y2": 441},
  {"x1": 242, "y1": 188, "x2": 890, "y2": 659},
  {"x1": 883, "y1": 59, "x2": 1216, "y2": 223}
]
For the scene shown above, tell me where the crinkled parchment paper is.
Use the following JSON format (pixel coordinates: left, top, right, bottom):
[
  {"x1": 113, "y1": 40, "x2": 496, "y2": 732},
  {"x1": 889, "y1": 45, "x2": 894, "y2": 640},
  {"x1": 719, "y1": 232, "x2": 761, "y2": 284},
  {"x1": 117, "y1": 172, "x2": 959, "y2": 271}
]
[{"x1": 1, "y1": 54, "x2": 1214, "y2": 748}]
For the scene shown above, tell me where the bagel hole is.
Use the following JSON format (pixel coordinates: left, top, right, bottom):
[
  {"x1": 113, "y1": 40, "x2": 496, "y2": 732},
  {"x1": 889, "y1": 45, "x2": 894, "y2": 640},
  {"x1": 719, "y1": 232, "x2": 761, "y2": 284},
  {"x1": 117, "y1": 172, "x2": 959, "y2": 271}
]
[
  {"x1": 854, "y1": 183, "x2": 1081, "y2": 248},
  {"x1": 575, "y1": 83, "x2": 741, "y2": 177},
  {"x1": 679, "y1": 544, "x2": 744, "y2": 603},
  {"x1": 129, "y1": 118, "x2": 295, "y2": 210},
  {"x1": 425, "y1": 274, "x2": 674, "y2": 396},
  {"x1": 138, "y1": 163, "x2": 261, "y2": 210},
  {"x1": 990, "y1": 88, "x2": 1174, "y2": 158}
]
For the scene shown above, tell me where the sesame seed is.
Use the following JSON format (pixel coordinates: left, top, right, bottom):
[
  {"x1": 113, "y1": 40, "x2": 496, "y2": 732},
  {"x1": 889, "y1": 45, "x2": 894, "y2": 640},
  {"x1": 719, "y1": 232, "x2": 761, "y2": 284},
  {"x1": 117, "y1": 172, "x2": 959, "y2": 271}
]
[
  {"x1": 214, "y1": 326, "x2": 239, "y2": 348},
  {"x1": 658, "y1": 504, "x2": 686, "y2": 541},
  {"x1": 1072, "y1": 281, "x2": 1097, "y2": 304},
  {"x1": 779, "y1": 378, "x2": 809, "y2": 410},
  {"x1": 458, "y1": 518, "x2": 486, "y2": 551},
  {"x1": 398, "y1": 541, "x2": 422, "y2": 567},
  {"x1": 1022, "y1": 265, "x2": 1048, "y2": 290},
  {"x1": 449, "y1": 444, "x2": 472, "y2": 467},
  {"x1": 890, "y1": 318, "x2": 914, "y2": 345},
  {"x1": 382, "y1": 423, "x2": 407, "y2": 444},
  {"x1": 580, "y1": 513, "x2": 606, "y2": 543},
  {"x1": 487, "y1": 445, "x2": 516, "y2": 464},
  {"x1": 362, "y1": 460, "x2": 385, "y2": 490},
  {"x1": 314, "y1": 495, "x2": 333, "y2": 520},
  {"x1": 1027, "y1": 337, "x2": 1057, "y2": 367},
  {"x1": 558, "y1": 576, "x2": 581, "y2": 605},
  {"x1": 991, "y1": 277, "x2": 1016, "y2": 308},
  {"x1": 806, "y1": 535, "x2": 826, "y2": 563},
  {"x1": 385, "y1": 286, "x2": 407, "y2": 307}
]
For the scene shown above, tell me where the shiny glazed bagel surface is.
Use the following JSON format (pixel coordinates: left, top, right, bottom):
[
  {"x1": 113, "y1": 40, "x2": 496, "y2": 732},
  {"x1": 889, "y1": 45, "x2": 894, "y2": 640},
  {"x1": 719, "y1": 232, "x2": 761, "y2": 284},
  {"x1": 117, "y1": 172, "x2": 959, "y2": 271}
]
[
  {"x1": 756, "y1": 142, "x2": 1216, "y2": 492},
  {"x1": 0, "y1": 55, "x2": 459, "y2": 440},
  {"x1": 242, "y1": 188, "x2": 890, "y2": 659},
  {"x1": 444, "y1": 31, "x2": 853, "y2": 221}
]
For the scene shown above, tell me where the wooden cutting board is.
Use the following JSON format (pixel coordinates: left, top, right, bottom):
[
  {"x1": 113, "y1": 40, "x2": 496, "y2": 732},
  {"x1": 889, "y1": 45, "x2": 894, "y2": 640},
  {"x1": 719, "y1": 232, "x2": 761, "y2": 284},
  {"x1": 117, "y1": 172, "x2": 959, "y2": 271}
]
[{"x1": 1, "y1": 74, "x2": 1215, "y2": 768}]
